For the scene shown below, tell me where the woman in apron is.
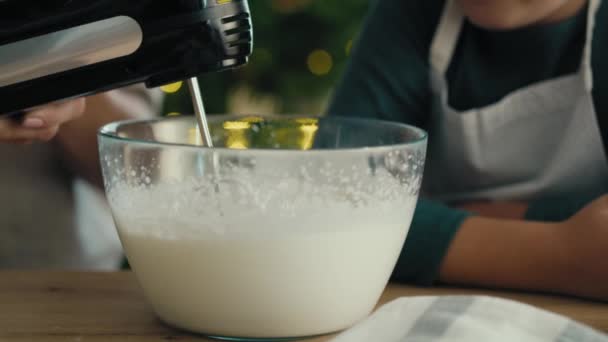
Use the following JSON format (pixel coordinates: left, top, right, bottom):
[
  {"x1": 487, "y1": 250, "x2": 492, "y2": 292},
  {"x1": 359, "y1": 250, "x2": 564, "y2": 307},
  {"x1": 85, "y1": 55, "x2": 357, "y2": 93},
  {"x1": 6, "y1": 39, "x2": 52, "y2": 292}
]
[
  {"x1": 330, "y1": 0, "x2": 608, "y2": 300},
  {"x1": 0, "y1": 85, "x2": 162, "y2": 269}
]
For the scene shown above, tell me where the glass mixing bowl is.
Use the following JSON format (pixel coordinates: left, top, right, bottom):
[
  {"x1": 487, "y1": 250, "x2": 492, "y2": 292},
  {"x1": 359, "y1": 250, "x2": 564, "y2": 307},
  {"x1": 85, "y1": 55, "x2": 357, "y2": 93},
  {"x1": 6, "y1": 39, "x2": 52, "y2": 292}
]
[{"x1": 98, "y1": 115, "x2": 427, "y2": 341}]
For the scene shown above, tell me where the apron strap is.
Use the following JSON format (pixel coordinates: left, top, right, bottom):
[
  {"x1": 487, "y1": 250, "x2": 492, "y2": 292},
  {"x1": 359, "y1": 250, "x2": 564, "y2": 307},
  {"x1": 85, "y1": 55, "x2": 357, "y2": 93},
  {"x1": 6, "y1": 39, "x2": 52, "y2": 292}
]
[
  {"x1": 582, "y1": 0, "x2": 602, "y2": 92},
  {"x1": 429, "y1": 0, "x2": 464, "y2": 76},
  {"x1": 430, "y1": 0, "x2": 601, "y2": 89}
]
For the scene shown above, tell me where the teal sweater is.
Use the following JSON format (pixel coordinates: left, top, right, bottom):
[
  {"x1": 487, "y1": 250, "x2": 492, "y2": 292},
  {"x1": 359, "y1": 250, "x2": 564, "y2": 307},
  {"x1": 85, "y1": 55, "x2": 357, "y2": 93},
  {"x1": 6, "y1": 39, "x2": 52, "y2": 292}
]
[{"x1": 328, "y1": 0, "x2": 608, "y2": 285}]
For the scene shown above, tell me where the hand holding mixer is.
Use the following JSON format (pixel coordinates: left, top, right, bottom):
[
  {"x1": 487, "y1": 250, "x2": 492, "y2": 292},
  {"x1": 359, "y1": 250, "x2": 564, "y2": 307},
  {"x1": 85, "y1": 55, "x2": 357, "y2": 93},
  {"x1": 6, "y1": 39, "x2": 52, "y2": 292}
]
[{"x1": 0, "y1": 0, "x2": 253, "y2": 146}]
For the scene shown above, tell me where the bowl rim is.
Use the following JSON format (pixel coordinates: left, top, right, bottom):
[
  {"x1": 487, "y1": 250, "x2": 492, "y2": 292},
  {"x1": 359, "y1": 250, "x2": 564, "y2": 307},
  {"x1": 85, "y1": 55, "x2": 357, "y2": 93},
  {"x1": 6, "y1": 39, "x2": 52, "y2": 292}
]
[{"x1": 98, "y1": 114, "x2": 428, "y2": 153}]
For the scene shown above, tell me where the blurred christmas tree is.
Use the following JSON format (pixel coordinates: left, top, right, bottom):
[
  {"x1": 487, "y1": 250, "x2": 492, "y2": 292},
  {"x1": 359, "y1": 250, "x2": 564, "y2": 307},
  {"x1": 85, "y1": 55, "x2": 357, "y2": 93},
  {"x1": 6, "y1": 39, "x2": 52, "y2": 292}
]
[{"x1": 162, "y1": 0, "x2": 369, "y2": 116}]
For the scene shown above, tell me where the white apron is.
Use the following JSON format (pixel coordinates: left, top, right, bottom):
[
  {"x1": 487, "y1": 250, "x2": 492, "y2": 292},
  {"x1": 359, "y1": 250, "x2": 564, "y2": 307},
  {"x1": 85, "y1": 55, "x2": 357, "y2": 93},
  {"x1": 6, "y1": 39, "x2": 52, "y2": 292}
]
[{"x1": 423, "y1": 0, "x2": 608, "y2": 202}]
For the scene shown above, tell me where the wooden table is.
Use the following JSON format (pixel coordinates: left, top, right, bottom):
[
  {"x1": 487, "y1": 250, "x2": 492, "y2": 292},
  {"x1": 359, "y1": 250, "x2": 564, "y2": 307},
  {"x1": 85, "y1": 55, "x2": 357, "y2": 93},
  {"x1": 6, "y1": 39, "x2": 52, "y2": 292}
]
[{"x1": 0, "y1": 272, "x2": 606, "y2": 341}]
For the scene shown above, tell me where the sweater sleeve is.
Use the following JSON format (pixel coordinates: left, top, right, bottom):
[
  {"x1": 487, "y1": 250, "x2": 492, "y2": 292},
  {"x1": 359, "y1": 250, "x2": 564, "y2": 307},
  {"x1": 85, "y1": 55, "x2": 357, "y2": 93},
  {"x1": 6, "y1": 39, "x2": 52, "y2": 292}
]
[
  {"x1": 392, "y1": 199, "x2": 471, "y2": 285},
  {"x1": 326, "y1": 0, "x2": 439, "y2": 126},
  {"x1": 525, "y1": 186, "x2": 608, "y2": 222}
]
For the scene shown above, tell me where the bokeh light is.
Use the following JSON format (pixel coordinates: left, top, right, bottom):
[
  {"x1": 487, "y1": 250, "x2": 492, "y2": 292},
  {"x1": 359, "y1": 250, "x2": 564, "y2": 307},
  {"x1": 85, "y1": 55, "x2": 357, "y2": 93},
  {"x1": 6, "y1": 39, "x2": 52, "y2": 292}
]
[
  {"x1": 307, "y1": 49, "x2": 333, "y2": 76},
  {"x1": 296, "y1": 118, "x2": 319, "y2": 150},
  {"x1": 345, "y1": 39, "x2": 353, "y2": 56},
  {"x1": 160, "y1": 82, "x2": 183, "y2": 94},
  {"x1": 159, "y1": 1, "x2": 370, "y2": 114}
]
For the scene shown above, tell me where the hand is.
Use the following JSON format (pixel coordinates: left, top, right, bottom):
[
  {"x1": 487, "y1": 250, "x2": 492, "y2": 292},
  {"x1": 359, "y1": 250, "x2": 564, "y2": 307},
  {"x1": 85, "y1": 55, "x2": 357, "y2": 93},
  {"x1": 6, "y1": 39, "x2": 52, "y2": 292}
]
[
  {"x1": 457, "y1": 201, "x2": 528, "y2": 219},
  {"x1": 551, "y1": 195, "x2": 608, "y2": 300},
  {"x1": 439, "y1": 196, "x2": 608, "y2": 301},
  {"x1": 0, "y1": 98, "x2": 86, "y2": 144},
  {"x1": 55, "y1": 86, "x2": 161, "y2": 187}
]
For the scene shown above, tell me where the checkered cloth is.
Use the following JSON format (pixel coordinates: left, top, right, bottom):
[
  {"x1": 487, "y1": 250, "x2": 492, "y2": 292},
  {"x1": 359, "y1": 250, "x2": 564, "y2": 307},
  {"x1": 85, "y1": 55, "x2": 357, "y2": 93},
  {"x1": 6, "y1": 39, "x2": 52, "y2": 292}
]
[{"x1": 331, "y1": 296, "x2": 608, "y2": 342}]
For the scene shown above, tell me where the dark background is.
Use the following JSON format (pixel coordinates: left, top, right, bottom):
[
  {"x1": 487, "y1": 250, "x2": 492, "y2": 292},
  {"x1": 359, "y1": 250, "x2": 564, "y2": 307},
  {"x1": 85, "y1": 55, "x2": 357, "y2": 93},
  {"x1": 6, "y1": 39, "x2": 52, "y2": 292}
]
[{"x1": 162, "y1": 0, "x2": 369, "y2": 116}]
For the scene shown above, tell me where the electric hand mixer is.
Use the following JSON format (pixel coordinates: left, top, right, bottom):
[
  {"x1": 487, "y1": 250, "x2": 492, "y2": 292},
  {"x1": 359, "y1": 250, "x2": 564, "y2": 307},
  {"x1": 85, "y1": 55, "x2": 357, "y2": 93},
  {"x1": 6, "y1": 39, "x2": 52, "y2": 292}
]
[{"x1": 0, "y1": 0, "x2": 253, "y2": 146}]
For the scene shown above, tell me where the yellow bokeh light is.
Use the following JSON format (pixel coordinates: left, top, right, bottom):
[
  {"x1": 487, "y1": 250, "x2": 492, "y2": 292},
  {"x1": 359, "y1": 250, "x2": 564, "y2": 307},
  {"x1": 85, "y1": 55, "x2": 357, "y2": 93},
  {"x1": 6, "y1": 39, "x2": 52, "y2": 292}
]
[
  {"x1": 160, "y1": 81, "x2": 183, "y2": 93},
  {"x1": 295, "y1": 118, "x2": 319, "y2": 125},
  {"x1": 307, "y1": 50, "x2": 333, "y2": 76},
  {"x1": 166, "y1": 112, "x2": 181, "y2": 117},
  {"x1": 226, "y1": 140, "x2": 248, "y2": 149},
  {"x1": 345, "y1": 39, "x2": 353, "y2": 56},
  {"x1": 223, "y1": 121, "x2": 251, "y2": 130},
  {"x1": 296, "y1": 118, "x2": 319, "y2": 150},
  {"x1": 298, "y1": 125, "x2": 318, "y2": 150},
  {"x1": 223, "y1": 120, "x2": 251, "y2": 149},
  {"x1": 241, "y1": 116, "x2": 264, "y2": 123}
]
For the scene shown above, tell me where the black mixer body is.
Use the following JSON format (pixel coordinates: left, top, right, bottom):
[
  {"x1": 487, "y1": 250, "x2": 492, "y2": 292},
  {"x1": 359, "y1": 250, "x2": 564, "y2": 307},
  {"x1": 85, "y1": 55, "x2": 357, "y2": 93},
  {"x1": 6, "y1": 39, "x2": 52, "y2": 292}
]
[{"x1": 0, "y1": 0, "x2": 253, "y2": 115}]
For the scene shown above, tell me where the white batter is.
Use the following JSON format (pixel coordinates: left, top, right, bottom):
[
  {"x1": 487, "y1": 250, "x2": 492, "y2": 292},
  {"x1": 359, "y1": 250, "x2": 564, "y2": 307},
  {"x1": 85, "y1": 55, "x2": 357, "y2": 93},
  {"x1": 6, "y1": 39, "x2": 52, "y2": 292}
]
[{"x1": 110, "y1": 172, "x2": 417, "y2": 338}]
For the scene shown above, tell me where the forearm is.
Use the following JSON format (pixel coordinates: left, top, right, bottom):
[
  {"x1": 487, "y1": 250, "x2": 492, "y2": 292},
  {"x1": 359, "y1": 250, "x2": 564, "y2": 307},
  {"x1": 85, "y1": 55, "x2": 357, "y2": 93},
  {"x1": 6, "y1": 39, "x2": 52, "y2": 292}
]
[
  {"x1": 458, "y1": 188, "x2": 608, "y2": 222},
  {"x1": 525, "y1": 188, "x2": 607, "y2": 222},
  {"x1": 55, "y1": 87, "x2": 162, "y2": 187},
  {"x1": 456, "y1": 201, "x2": 528, "y2": 219},
  {"x1": 439, "y1": 216, "x2": 568, "y2": 295}
]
